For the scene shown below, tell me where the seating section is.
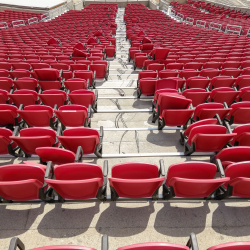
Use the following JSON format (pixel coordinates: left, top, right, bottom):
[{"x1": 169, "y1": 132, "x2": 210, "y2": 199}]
[
  {"x1": 0, "y1": 10, "x2": 43, "y2": 28},
  {"x1": 172, "y1": 1, "x2": 250, "y2": 35},
  {"x1": 0, "y1": 1, "x2": 249, "y2": 205},
  {"x1": 8, "y1": 234, "x2": 250, "y2": 250}
]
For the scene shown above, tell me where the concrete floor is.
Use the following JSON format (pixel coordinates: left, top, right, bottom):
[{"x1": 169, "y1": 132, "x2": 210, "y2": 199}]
[{"x1": 2, "y1": 7, "x2": 250, "y2": 250}]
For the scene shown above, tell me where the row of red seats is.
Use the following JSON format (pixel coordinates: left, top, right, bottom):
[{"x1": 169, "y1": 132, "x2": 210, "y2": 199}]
[
  {"x1": 0, "y1": 9, "x2": 43, "y2": 28},
  {"x1": 138, "y1": 72, "x2": 250, "y2": 90},
  {"x1": 0, "y1": 62, "x2": 108, "y2": 84},
  {"x1": 7, "y1": 234, "x2": 250, "y2": 250},
  {"x1": 137, "y1": 76, "x2": 250, "y2": 106},
  {"x1": 1, "y1": 152, "x2": 250, "y2": 201},
  {"x1": 172, "y1": 1, "x2": 250, "y2": 33}
]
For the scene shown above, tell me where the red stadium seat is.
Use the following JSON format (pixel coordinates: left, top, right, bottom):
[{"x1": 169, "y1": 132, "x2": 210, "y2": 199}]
[
  {"x1": 152, "y1": 94, "x2": 194, "y2": 129},
  {"x1": 183, "y1": 88, "x2": 210, "y2": 107},
  {"x1": 8, "y1": 90, "x2": 39, "y2": 107},
  {"x1": 13, "y1": 77, "x2": 38, "y2": 91},
  {"x1": 17, "y1": 105, "x2": 58, "y2": 129},
  {"x1": 10, "y1": 128, "x2": 59, "y2": 157},
  {"x1": 184, "y1": 124, "x2": 236, "y2": 155},
  {"x1": 57, "y1": 127, "x2": 103, "y2": 157},
  {"x1": 109, "y1": 161, "x2": 165, "y2": 200},
  {"x1": 163, "y1": 161, "x2": 229, "y2": 199},
  {"x1": 64, "y1": 78, "x2": 88, "y2": 91},
  {"x1": 45, "y1": 162, "x2": 107, "y2": 201},
  {"x1": 55, "y1": 104, "x2": 91, "y2": 130},
  {"x1": 35, "y1": 68, "x2": 62, "y2": 90},
  {"x1": 38, "y1": 89, "x2": 67, "y2": 108},
  {"x1": 192, "y1": 103, "x2": 232, "y2": 122},
  {"x1": 210, "y1": 76, "x2": 235, "y2": 89},
  {"x1": 209, "y1": 87, "x2": 240, "y2": 106},
  {"x1": 0, "y1": 164, "x2": 46, "y2": 201},
  {"x1": 74, "y1": 70, "x2": 95, "y2": 88},
  {"x1": 69, "y1": 89, "x2": 97, "y2": 112},
  {"x1": 186, "y1": 76, "x2": 210, "y2": 89},
  {"x1": 225, "y1": 102, "x2": 250, "y2": 124}
]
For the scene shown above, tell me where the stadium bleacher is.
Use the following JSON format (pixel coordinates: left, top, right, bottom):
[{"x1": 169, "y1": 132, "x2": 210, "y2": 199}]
[{"x1": 1, "y1": 1, "x2": 250, "y2": 249}]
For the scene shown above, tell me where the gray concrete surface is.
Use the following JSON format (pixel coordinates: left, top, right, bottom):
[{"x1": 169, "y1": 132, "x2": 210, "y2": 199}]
[{"x1": 1, "y1": 7, "x2": 250, "y2": 250}]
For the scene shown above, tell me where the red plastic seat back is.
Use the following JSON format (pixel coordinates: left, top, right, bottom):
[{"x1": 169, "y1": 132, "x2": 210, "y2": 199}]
[
  {"x1": 8, "y1": 89, "x2": 38, "y2": 107},
  {"x1": 229, "y1": 102, "x2": 250, "y2": 124},
  {"x1": 235, "y1": 76, "x2": 250, "y2": 89},
  {"x1": 232, "y1": 124, "x2": 250, "y2": 146},
  {"x1": 31, "y1": 63, "x2": 50, "y2": 70},
  {"x1": 208, "y1": 242, "x2": 250, "y2": 250},
  {"x1": 166, "y1": 162, "x2": 229, "y2": 198},
  {"x1": 135, "y1": 56, "x2": 148, "y2": 68},
  {"x1": 64, "y1": 78, "x2": 87, "y2": 91},
  {"x1": 158, "y1": 94, "x2": 192, "y2": 115},
  {"x1": 154, "y1": 48, "x2": 170, "y2": 60},
  {"x1": 74, "y1": 70, "x2": 94, "y2": 85},
  {"x1": 55, "y1": 105, "x2": 88, "y2": 127},
  {"x1": 89, "y1": 64, "x2": 106, "y2": 78},
  {"x1": 210, "y1": 76, "x2": 235, "y2": 89},
  {"x1": 166, "y1": 162, "x2": 217, "y2": 185},
  {"x1": 200, "y1": 68, "x2": 221, "y2": 79},
  {"x1": 14, "y1": 77, "x2": 38, "y2": 91},
  {"x1": 10, "y1": 70, "x2": 31, "y2": 79},
  {"x1": 0, "y1": 164, "x2": 45, "y2": 200},
  {"x1": 188, "y1": 125, "x2": 236, "y2": 152},
  {"x1": 71, "y1": 64, "x2": 88, "y2": 71},
  {"x1": 225, "y1": 162, "x2": 250, "y2": 197},
  {"x1": 0, "y1": 128, "x2": 17, "y2": 154},
  {"x1": 34, "y1": 68, "x2": 60, "y2": 81},
  {"x1": 156, "y1": 79, "x2": 178, "y2": 90},
  {"x1": 186, "y1": 77, "x2": 210, "y2": 89},
  {"x1": 0, "y1": 77, "x2": 13, "y2": 92},
  {"x1": 39, "y1": 90, "x2": 67, "y2": 108},
  {"x1": 183, "y1": 89, "x2": 210, "y2": 107},
  {"x1": 18, "y1": 105, "x2": 53, "y2": 127},
  {"x1": 58, "y1": 127, "x2": 99, "y2": 154},
  {"x1": 193, "y1": 103, "x2": 231, "y2": 121},
  {"x1": 148, "y1": 63, "x2": 165, "y2": 72},
  {"x1": 35, "y1": 147, "x2": 76, "y2": 165},
  {"x1": 46, "y1": 163, "x2": 103, "y2": 199},
  {"x1": 117, "y1": 243, "x2": 189, "y2": 250},
  {"x1": 69, "y1": 90, "x2": 95, "y2": 107},
  {"x1": 210, "y1": 87, "x2": 239, "y2": 105},
  {"x1": 158, "y1": 70, "x2": 179, "y2": 78},
  {"x1": 179, "y1": 70, "x2": 200, "y2": 80},
  {"x1": 0, "y1": 104, "x2": 19, "y2": 125},
  {"x1": 138, "y1": 70, "x2": 157, "y2": 80},
  {"x1": 162, "y1": 109, "x2": 195, "y2": 127},
  {"x1": 109, "y1": 163, "x2": 164, "y2": 198},
  {"x1": 139, "y1": 78, "x2": 157, "y2": 96},
  {"x1": 184, "y1": 119, "x2": 218, "y2": 137},
  {"x1": 10, "y1": 128, "x2": 57, "y2": 155}
]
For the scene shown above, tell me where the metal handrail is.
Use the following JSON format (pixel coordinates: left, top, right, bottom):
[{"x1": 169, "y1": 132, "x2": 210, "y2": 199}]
[
  {"x1": 0, "y1": 22, "x2": 8, "y2": 29},
  {"x1": 225, "y1": 24, "x2": 242, "y2": 35},
  {"x1": 209, "y1": 22, "x2": 222, "y2": 31},
  {"x1": 186, "y1": 17, "x2": 194, "y2": 25},
  {"x1": 196, "y1": 20, "x2": 206, "y2": 28},
  {"x1": 12, "y1": 20, "x2": 25, "y2": 28},
  {"x1": 28, "y1": 17, "x2": 39, "y2": 25},
  {"x1": 176, "y1": 12, "x2": 184, "y2": 22}
]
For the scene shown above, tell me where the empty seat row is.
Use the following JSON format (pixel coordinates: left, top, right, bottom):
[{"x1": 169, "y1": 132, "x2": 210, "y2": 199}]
[
  {"x1": 8, "y1": 234, "x2": 250, "y2": 250},
  {"x1": 0, "y1": 126, "x2": 103, "y2": 158},
  {"x1": 0, "y1": 89, "x2": 97, "y2": 109},
  {"x1": 1, "y1": 156, "x2": 250, "y2": 202}
]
